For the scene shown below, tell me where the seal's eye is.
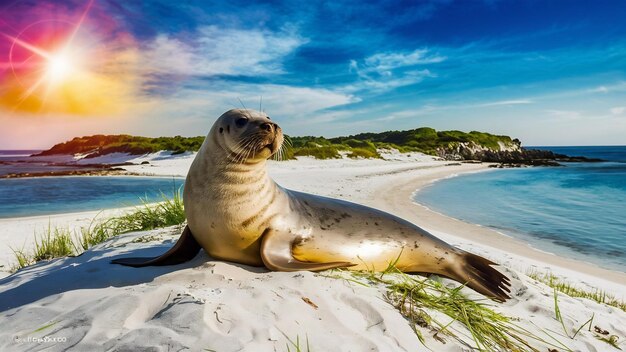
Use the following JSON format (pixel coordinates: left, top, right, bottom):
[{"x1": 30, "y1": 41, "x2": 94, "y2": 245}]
[
  {"x1": 235, "y1": 118, "x2": 248, "y2": 128},
  {"x1": 266, "y1": 116, "x2": 271, "y2": 120}
]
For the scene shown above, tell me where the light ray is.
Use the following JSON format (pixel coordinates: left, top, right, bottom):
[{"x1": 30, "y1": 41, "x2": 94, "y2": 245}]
[
  {"x1": 12, "y1": 74, "x2": 47, "y2": 112},
  {"x1": 0, "y1": 0, "x2": 137, "y2": 115},
  {"x1": 63, "y1": 0, "x2": 95, "y2": 51},
  {"x1": 4, "y1": 33, "x2": 51, "y2": 59}
]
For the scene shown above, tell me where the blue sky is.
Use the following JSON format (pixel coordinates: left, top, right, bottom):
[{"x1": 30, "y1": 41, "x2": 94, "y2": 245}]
[{"x1": 1, "y1": 0, "x2": 626, "y2": 147}]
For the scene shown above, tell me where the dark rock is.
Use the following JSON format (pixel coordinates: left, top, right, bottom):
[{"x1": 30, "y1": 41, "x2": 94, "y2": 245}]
[{"x1": 438, "y1": 144, "x2": 604, "y2": 167}]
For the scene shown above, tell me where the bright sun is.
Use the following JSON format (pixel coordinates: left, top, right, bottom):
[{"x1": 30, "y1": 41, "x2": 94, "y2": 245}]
[
  {"x1": 47, "y1": 51, "x2": 75, "y2": 84},
  {"x1": 1, "y1": 0, "x2": 137, "y2": 115}
]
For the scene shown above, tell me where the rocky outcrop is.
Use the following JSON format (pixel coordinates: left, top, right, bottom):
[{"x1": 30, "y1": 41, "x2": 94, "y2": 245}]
[
  {"x1": 436, "y1": 140, "x2": 521, "y2": 161},
  {"x1": 437, "y1": 140, "x2": 603, "y2": 166}
]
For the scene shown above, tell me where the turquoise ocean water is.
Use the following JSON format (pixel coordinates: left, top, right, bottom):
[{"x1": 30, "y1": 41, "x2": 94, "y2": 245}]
[
  {"x1": 0, "y1": 176, "x2": 184, "y2": 218},
  {"x1": 415, "y1": 146, "x2": 626, "y2": 272}
]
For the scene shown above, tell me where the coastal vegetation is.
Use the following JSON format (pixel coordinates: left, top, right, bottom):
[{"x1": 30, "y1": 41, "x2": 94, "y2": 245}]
[
  {"x1": 31, "y1": 127, "x2": 599, "y2": 166},
  {"x1": 326, "y1": 127, "x2": 517, "y2": 156},
  {"x1": 32, "y1": 128, "x2": 518, "y2": 161},
  {"x1": 33, "y1": 135, "x2": 206, "y2": 158},
  {"x1": 527, "y1": 270, "x2": 626, "y2": 312},
  {"x1": 33, "y1": 128, "x2": 596, "y2": 166}
]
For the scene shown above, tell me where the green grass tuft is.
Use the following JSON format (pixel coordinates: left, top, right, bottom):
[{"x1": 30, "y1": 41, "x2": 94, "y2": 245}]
[
  {"x1": 112, "y1": 190, "x2": 186, "y2": 232},
  {"x1": 282, "y1": 333, "x2": 311, "y2": 352},
  {"x1": 77, "y1": 219, "x2": 119, "y2": 251},
  {"x1": 32, "y1": 224, "x2": 75, "y2": 262},
  {"x1": 528, "y1": 270, "x2": 626, "y2": 312},
  {"x1": 377, "y1": 269, "x2": 538, "y2": 352},
  {"x1": 12, "y1": 188, "x2": 186, "y2": 271},
  {"x1": 323, "y1": 267, "x2": 574, "y2": 352},
  {"x1": 553, "y1": 288, "x2": 569, "y2": 337},
  {"x1": 11, "y1": 249, "x2": 32, "y2": 269}
]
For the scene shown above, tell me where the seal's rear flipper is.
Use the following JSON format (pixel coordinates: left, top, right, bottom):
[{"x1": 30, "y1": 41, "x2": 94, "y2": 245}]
[
  {"x1": 447, "y1": 251, "x2": 512, "y2": 302},
  {"x1": 111, "y1": 225, "x2": 201, "y2": 267},
  {"x1": 260, "y1": 229, "x2": 355, "y2": 271}
]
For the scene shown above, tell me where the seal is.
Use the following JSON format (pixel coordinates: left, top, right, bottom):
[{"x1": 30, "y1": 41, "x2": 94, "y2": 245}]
[{"x1": 112, "y1": 109, "x2": 511, "y2": 301}]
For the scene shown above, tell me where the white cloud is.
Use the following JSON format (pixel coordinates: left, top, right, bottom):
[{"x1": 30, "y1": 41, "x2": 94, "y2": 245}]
[
  {"x1": 299, "y1": 110, "x2": 355, "y2": 124},
  {"x1": 545, "y1": 109, "x2": 582, "y2": 120},
  {"x1": 588, "y1": 86, "x2": 609, "y2": 93},
  {"x1": 586, "y1": 82, "x2": 626, "y2": 94},
  {"x1": 142, "y1": 35, "x2": 196, "y2": 75},
  {"x1": 610, "y1": 106, "x2": 625, "y2": 115},
  {"x1": 347, "y1": 48, "x2": 444, "y2": 93},
  {"x1": 141, "y1": 25, "x2": 305, "y2": 77},
  {"x1": 374, "y1": 106, "x2": 438, "y2": 121},
  {"x1": 252, "y1": 84, "x2": 359, "y2": 117},
  {"x1": 362, "y1": 49, "x2": 446, "y2": 72},
  {"x1": 343, "y1": 69, "x2": 435, "y2": 93}
]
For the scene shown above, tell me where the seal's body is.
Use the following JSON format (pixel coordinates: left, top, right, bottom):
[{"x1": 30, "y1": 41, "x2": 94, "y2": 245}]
[{"x1": 113, "y1": 109, "x2": 511, "y2": 301}]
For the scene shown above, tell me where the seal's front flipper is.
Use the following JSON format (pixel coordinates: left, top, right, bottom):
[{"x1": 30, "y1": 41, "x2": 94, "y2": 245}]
[
  {"x1": 111, "y1": 225, "x2": 201, "y2": 267},
  {"x1": 260, "y1": 228, "x2": 355, "y2": 271}
]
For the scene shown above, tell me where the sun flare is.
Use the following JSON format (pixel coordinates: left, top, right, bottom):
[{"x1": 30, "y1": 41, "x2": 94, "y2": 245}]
[
  {"x1": 0, "y1": 0, "x2": 138, "y2": 116},
  {"x1": 47, "y1": 51, "x2": 76, "y2": 84}
]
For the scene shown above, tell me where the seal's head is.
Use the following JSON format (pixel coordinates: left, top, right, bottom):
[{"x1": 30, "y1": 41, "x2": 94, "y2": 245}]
[{"x1": 215, "y1": 109, "x2": 284, "y2": 162}]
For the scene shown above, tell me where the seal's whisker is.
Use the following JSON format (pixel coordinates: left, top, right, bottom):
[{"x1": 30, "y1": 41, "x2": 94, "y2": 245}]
[
  {"x1": 230, "y1": 138, "x2": 248, "y2": 155},
  {"x1": 275, "y1": 141, "x2": 286, "y2": 162},
  {"x1": 230, "y1": 135, "x2": 257, "y2": 164},
  {"x1": 282, "y1": 135, "x2": 293, "y2": 149},
  {"x1": 237, "y1": 97, "x2": 252, "y2": 119},
  {"x1": 242, "y1": 140, "x2": 256, "y2": 163},
  {"x1": 234, "y1": 140, "x2": 251, "y2": 164},
  {"x1": 238, "y1": 136, "x2": 260, "y2": 163},
  {"x1": 228, "y1": 137, "x2": 252, "y2": 163},
  {"x1": 272, "y1": 145, "x2": 280, "y2": 161},
  {"x1": 276, "y1": 145, "x2": 284, "y2": 161},
  {"x1": 242, "y1": 136, "x2": 260, "y2": 161}
]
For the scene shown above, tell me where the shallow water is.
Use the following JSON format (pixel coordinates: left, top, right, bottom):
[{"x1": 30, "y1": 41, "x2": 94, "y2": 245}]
[
  {"x1": 415, "y1": 146, "x2": 626, "y2": 272},
  {"x1": 0, "y1": 176, "x2": 185, "y2": 218},
  {"x1": 0, "y1": 150, "x2": 81, "y2": 176}
]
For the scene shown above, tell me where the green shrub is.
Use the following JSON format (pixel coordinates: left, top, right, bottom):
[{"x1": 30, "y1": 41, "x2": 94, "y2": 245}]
[
  {"x1": 347, "y1": 148, "x2": 381, "y2": 159},
  {"x1": 293, "y1": 146, "x2": 341, "y2": 159},
  {"x1": 34, "y1": 135, "x2": 205, "y2": 157},
  {"x1": 342, "y1": 139, "x2": 376, "y2": 150}
]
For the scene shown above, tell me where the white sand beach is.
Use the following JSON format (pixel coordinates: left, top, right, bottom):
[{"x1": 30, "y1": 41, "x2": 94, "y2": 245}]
[{"x1": 0, "y1": 152, "x2": 625, "y2": 351}]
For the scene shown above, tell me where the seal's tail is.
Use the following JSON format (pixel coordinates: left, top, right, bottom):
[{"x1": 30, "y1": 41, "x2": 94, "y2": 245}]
[
  {"x1": 111, "y1": 225, "x2": 201, "y2": 267},
  {"x1": 447, "y1": 251, "x2": 512, "y2": 302}
]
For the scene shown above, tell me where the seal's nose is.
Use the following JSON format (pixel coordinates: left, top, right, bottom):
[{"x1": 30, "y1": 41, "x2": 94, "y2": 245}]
[{"x1": 260, "y1": 122, "x2": 275, "y2": 132}]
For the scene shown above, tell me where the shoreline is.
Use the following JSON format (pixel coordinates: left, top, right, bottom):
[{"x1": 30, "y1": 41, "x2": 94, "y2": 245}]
[
  {"x1": 0, "y1": 168, "x2": 142, "y2": 179},
  {"x1": 1, "y1": 155, "x2": 624, "y2": 294},
  {"x1": 366, "y1": 162, "x2": 626, "y2": 293}
]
